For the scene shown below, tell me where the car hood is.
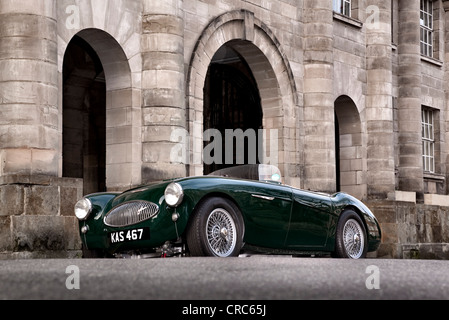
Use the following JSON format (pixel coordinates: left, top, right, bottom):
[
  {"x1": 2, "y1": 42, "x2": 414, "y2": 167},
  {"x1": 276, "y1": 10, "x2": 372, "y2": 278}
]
[{"x1": 107, "y1": 181, "x2": 172, "y2": 210}]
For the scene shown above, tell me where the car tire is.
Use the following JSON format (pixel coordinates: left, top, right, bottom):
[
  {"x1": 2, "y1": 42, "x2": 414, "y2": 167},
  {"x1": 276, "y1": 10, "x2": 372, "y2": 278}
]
[
  {"x1": 334, "y1": 209, "x2": 367, "y2": 259},
  {"x1": 186, "y1": 197, "x2": 244, "y2": 257}
]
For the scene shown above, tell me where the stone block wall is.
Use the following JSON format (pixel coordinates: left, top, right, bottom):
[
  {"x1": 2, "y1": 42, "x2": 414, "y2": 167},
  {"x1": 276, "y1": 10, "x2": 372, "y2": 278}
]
[
  {"x1": 0, "y1": 176, "x2": 83, "y2": 259},
  {"x1": 369, "y1": 200, "x2": 449, "y2": 259}
]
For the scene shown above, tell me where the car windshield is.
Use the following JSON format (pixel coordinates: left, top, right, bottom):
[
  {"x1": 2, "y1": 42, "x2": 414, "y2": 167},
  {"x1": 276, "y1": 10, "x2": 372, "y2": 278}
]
[{"x1": 208, "y1": 164, "x2": 282, "y2": 183}]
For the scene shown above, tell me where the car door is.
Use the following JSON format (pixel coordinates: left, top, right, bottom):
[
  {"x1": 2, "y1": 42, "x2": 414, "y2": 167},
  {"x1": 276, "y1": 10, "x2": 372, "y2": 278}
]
[
  {"x1": 240, "y1": 181, "x2": 293, "y2": 249},
  {"x1": 285, "y1": 189, "x2": 333, "y2": 248}
]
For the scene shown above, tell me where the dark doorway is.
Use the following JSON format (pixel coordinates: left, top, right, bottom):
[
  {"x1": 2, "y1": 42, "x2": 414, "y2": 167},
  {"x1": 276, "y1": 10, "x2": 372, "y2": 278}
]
[
  {"x1": 203, "y1": 44, "x2": 263, "y2": 174},
  {"x1": 335, "y1": 112, "x2": 341, "y2": 192},
  {"x1": 63, "y1": 35, "x2": 106, "y2": 194}
]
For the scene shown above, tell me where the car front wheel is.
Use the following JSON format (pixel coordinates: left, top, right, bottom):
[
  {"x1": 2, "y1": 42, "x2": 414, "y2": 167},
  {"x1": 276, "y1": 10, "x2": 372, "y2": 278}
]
[
  {"x1": 186, "y1": 197, "x2": 244, "y2": 257},
  {"x1": 334, "y1": 209, "x2": 367, "y2": 259}
]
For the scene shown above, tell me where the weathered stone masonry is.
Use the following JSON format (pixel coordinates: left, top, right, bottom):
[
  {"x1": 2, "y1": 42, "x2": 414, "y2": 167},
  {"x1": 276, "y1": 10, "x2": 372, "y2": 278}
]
[{"x1": 2, "y1": 0, "x2": 449, "y2": 258}]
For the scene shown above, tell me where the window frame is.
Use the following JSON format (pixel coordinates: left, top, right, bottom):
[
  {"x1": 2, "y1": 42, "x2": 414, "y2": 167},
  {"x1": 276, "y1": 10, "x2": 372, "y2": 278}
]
[
  {"x1": 420, "y1": 0, "x2": 434, "y2": 57},
  {"x1": 333, "y1": 0, "x2": 352, "y2": 17},
  {"x1": 422, "y1": 107, "x2": 435, "y2": 173}
]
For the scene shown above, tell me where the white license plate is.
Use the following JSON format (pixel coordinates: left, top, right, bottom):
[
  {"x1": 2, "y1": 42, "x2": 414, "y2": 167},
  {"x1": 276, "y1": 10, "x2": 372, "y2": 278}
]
[{"x1": 109, "y1": 228, "x2": 150, "y2": 244}]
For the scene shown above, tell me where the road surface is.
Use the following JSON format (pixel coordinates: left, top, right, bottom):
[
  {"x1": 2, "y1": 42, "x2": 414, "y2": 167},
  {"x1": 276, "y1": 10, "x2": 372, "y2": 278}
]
[{"x1": 0, "y1": 256, "x2": 448, "y2": 300}]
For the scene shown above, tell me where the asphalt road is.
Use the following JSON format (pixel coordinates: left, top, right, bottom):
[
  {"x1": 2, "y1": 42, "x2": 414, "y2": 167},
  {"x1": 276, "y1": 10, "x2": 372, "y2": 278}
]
[{"x1": 0, "y1": 256, "x2": 448, "y2": 300}]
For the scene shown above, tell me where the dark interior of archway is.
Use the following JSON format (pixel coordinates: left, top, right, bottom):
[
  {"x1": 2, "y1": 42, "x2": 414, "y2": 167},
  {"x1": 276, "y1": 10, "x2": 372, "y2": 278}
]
[
  {"x1": 63, "y1": 35, "x2": 106, "y2": 194},
  {"x1": 204, "y1": 45, "x2": 263, "y2": 174},
  {"x1": 335, "y1": 112, "x2": 341, "y2": 192}
]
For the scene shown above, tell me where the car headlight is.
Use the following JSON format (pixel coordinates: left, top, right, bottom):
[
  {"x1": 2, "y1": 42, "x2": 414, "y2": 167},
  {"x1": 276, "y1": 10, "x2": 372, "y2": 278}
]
[
  {"x1": 75, "y1": 198, "x2": 93, "y2": 220},
  {"x1": 165, "y1": 182, "x2": 184, "y2": 207}
]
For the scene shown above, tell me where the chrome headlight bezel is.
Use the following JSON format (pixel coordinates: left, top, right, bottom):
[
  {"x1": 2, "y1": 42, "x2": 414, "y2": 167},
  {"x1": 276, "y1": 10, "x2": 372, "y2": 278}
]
[
  {"x1": 164, "y1": 182, "x2": 184, "y2": 207},
  {"x1": 75, "y1": 198, "x2": 93, "y2": 221}
]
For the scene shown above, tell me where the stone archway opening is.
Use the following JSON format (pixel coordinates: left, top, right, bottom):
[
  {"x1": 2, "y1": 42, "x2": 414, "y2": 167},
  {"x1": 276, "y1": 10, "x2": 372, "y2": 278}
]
[
  {"x1": 62, "y1": 28, "x2": 138, "y2": 194},
  {"x1": 187, "y1": 11, "x2": 298, "y2": 184},
  {"x1": 203, "y1": 43, "x2": 263, "y2": 174},
  {"x1": 63, "y1": 35, "x2": 106, "y2": 195},
  {"x1": 335, "y1": 95, "x2": 366, "y2": 199}
]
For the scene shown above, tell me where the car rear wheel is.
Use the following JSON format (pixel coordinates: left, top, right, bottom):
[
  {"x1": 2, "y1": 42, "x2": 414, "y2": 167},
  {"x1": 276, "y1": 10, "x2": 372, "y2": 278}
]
[
  {"x1": 186, "y1": 197, "x2": 244, "y2": 257},
  {"x1": 334, "y1": 209, "x2": 367, "y2": 259}
]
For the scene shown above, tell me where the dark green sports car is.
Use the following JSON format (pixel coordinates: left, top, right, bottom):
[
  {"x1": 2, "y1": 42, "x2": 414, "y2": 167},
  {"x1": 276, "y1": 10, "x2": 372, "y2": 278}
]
[{"x1": 75, "y1": 164, "x2": 381, "y2": 259}]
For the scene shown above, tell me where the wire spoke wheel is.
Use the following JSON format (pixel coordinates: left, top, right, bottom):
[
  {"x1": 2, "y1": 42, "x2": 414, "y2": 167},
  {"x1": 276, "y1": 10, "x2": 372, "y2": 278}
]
[
  {"x1": 187, "y1": 197, "x2": 244, "y2": 257},
  {"x1": 206, "y1": 208, "x2": 237, "y2": 257},
  {"x1": 342, "y1": 219, "x2": 365, "y2": 259}
]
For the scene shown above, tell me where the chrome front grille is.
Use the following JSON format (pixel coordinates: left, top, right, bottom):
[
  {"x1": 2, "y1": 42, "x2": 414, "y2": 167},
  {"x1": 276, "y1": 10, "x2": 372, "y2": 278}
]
[{"x1": 104, "y1": 201, "x2": 159, "y2": 227}]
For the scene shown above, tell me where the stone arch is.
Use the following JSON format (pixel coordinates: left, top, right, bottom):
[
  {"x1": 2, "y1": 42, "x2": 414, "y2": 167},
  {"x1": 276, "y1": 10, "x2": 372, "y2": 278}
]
[
  {"x1": 334, "y1": 95, "x2": 366, "y2": 199},
  {"x1": 61, "y1": 28, "x2": 141, "y2": 192},
  {"x1": 187, "y1": 10, "x2": 298, "y2": 180}
]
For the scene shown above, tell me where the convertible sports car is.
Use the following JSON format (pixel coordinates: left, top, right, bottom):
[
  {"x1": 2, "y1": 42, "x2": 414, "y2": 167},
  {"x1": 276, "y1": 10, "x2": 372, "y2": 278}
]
[{"x1": 75, "y1": 164, "x2": 381, "y2": 259}]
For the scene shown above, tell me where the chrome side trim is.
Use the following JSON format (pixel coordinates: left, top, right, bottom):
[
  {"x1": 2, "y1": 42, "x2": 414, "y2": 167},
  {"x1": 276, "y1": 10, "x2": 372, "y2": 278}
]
[{"x1": 251, "y1": 194, "x2": 275, "y2": 201}]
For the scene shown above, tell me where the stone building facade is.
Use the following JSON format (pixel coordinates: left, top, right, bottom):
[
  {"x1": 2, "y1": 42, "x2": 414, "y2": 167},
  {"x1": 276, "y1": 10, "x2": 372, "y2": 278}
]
[{"x1": 1, "y1": 0, "x2": 449, "y2": 258}]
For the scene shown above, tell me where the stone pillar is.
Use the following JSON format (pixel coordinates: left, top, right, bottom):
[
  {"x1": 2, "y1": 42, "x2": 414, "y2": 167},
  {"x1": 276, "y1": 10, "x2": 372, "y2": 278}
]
[
  {"x1": 0, "y1": 0, "x2": 82, "y2": 257},
  {"x1": 365, "y1": 0, "x2": 396, "y2": 199},
  {"x1": 141, "y1": 0, "x2": 187, "y2": 181},
  {"x1": 0, "y1": 0, "x2": 59, "y2": 176},
  {"x1": 397, "y1": 0, "x2": 423, "y2": 199},
  {"x1": 302, "y1": 1, "x2": 335, "y2": 193}
]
